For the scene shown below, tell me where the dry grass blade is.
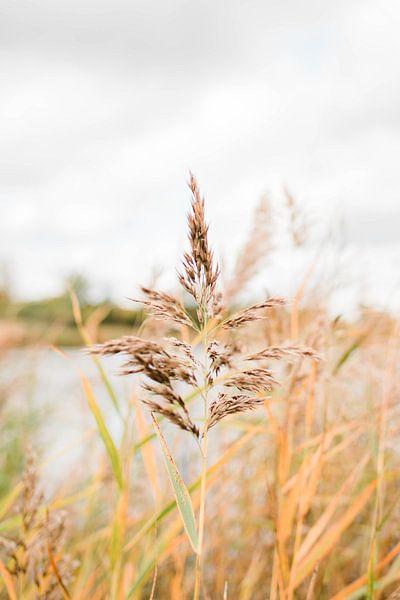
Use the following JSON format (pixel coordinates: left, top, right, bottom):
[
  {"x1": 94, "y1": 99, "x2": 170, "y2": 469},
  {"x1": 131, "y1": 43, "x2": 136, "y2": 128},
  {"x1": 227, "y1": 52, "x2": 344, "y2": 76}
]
[
  {"x1": 148, "y1": 564, "x2": 158, "y2": 600},
  {"x1": 330, "y1": 540, "x2": 400, "y2": 600},
  {"x1": 47, "y1": 538, "x2": 72, "y2": 600},
  {"x1": 135, "y1": 402, "x2": 162, "y2": 505},
  {"x1": 224, "y1": 194, "x2": 273, "y2": 302},
  {"x1": 294, "y1": 452, "x2": 370, "y2": 564},
  {"x1": 0, "y1": 558, "x2": 17, "y2": 600},
  {"x1": 238, "y1": 549, "x2": 265, "y2": 600},
  {"x1": 70, "y1": 288, "x2": 121, "y2": 414},
  {"x1": 0, "y1": 484, "x2": 22, "y2": 521},
  {"x1": 80, "y1": 375, "x2": 123, "y2": 490},
  {"x1": 305, "y1": 561, "x2": 320, "y2": 600},
  {"x1": 126, "y1": 517, "x2": 185, "y2": 598},
  {"x1": 284, "y1": 186, "x2": 309, "y2": 248},
  {"x1": 292, "y1": 480, "x2": 377, "y2": 589}
]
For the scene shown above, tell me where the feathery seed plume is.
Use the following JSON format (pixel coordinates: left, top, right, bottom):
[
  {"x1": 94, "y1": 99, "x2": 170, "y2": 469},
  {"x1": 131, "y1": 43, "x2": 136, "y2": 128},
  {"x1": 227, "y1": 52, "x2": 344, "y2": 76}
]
[
  {"x1": 178, "y1": 173, "x2": 220, "y2": 319},
  {"x1": 224, "y1": 368, "x2": 278, "y2": 393},
  {"x1": 132, "y1": 287, "x2": 193, "y2": 328},
  {"x1": 208, "y1": 393, "x2": 267, "y2": 429},
  {"x1": 225, "y1": 194, "x2": 274, "y2": 302},
  {"x1": 88, "y1": 176, "x2": 309, "y2": 438},
  {"x1": 222, "y1": 297, "x2": 286, "y2": 330},
  {"x1": 245, "y1": 344, "x2": 321, "y2": 362}
]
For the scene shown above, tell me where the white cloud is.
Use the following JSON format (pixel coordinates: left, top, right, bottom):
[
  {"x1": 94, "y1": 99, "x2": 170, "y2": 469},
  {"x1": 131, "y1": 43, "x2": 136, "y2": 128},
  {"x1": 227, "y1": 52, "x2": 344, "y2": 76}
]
[{"x1": 0, "y1": 0, "x2": 399, "y2": 313}]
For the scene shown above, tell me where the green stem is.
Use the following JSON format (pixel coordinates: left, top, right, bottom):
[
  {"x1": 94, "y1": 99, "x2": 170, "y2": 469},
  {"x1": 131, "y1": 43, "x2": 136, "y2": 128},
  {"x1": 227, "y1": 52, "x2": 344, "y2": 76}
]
[
  {"x1": 194, "y1": 432, "x2": 208, "y2": 600},
  {"x1": 194, "y1": 303, "x2": 209, "y2": 600}
]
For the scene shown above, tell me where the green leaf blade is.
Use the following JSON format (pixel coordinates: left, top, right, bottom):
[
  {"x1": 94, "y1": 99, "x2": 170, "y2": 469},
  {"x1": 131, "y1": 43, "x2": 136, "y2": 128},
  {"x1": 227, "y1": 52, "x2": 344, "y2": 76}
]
[
  {"x1": 81, "y1": 375, "x2": 123, "y2": 490},
  {"x1": 151, "y1": 413, "x2": 198, "y2": 554}
]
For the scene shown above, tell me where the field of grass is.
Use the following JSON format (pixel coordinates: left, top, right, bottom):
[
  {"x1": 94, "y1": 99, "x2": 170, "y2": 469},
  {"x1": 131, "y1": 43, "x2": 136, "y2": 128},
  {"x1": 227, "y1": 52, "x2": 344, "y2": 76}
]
[{"x1": 1, "y1": 179, "x2": 399, "y2": 599}]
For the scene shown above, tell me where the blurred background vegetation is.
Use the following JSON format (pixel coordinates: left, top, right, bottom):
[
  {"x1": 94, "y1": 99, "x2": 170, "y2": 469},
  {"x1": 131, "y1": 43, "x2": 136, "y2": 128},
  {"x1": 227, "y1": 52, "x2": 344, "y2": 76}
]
[{"x1": 0, "y1": 272, "x2": 145, "y2": 347}]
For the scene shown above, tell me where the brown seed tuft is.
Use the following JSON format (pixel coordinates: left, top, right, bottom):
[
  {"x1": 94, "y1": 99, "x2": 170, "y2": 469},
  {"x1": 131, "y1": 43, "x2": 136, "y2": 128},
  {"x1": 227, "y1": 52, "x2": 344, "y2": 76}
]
[
  {"x1": 91, "y1": 336, "x2": 197, "y2": 385},
  {"x1": 222, "y1": 297, "x2": 286, "y2": 330},
  {"x1": 224, "y1": 368, "x2": 278, "y2": 393},
  {"x1": 178, "y1": 173, "x2": 220, "y2": 319},
  {"x1": 207, "y1": 340, "x2": 234, "y2": 385},
  {"x1": 246, "y1": 344, "x2": 321, "y2": 362},
  {"x1": 208, "y1": 393, "x2": 267, "y2": 429},
  {"x1": 1, "y1": 455, "x2": 75, "y2": 597},
  {"x1": 143, "y1": 400, "x2": 199, "y2": 437},
  {"x1": 132, "y1": 287, "x2": 193, "y2": 328}
]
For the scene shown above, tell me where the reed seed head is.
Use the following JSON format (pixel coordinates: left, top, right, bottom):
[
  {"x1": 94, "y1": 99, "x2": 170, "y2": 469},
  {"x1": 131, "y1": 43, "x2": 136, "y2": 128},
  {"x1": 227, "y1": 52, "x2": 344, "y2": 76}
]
[
  {"x1": 88, "y1": 176, "x2": 316, "y2": 437},
  {"x1": 208, "y1": 393, "x2": 267, "y2": 429},
  {"x1": 132, "y1": 287, "x2": 193, "y2": 328},
  {"x1": 222, "y1": 297, "x2": 286, "y2": 330},
  {"x1": 245, "y1": 344, "x2": 322, "y2": 362},
  {"x1": 224, "y1": 368, "x2": 278, "y2": 393},
  {"x1": 178, "y1": 173, "x2": 220, "y2": 319}
]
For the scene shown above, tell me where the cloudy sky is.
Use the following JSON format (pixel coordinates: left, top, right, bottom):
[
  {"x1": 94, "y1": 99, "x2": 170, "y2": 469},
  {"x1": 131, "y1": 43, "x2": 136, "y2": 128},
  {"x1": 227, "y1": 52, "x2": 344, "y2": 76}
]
[{"x1": 1, "y1": 0, "x2": 399, "y2": 311}]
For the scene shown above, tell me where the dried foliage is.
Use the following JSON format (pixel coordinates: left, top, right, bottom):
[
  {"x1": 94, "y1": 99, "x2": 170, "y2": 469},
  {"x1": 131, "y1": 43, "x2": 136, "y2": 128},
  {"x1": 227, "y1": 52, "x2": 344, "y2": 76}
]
[
  {"x1": 221, "y1": 297, "x2": 286, "y2": 330},
  {"x1": 133, "y1": 287, "x2": 193, "y2": 328},
  {"x1": 284, "y1": 186, "x2": 309, "y2": 247},
  {"x1": 207, "y1": 340, "x2": 234, "y2": 385},
  {"x1": 178, "y1": 172, "x2": 221, "y2": 320},
  {"x1": 208, "y1": 393, "x2": 267, "y2": 429},
  {"x1": 245, "y1": 343, "x2": 321, "y2": 362},
  {"x1": 224, "y1": 368, "x2": 278, "y2": 393},
  {"x1": 3, "y1": 176, "x2": 400, "y2": 600},
  {"x1": 0, "y1": 456, "x2": 74, "y2": 599},
  {"x1": 224, "y1": 194, "x2": 274, "y2": 302}
]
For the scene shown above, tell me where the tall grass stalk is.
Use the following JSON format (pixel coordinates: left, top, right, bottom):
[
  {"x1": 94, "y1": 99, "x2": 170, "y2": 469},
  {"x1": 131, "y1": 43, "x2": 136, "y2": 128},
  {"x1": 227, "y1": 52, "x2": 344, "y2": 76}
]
[
  {"x1": 194, "y1": 309, "x2": 209, "y2": 600},
  {"x1": 88, "y1": 174, "x2": 303, "y2": 597}
]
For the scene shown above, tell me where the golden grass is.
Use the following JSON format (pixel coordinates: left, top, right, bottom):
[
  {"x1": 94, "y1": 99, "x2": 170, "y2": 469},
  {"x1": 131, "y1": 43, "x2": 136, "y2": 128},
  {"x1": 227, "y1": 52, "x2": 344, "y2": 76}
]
[{"x1": 0, "y1": 179, "x2": 399, "y2": 599}]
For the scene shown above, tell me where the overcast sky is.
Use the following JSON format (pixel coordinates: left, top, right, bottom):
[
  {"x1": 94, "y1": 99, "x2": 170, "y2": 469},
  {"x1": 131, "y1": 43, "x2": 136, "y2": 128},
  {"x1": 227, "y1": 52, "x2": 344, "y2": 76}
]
[{"x1": 1, "y1": 0, "x2": 399, "y2": 312}]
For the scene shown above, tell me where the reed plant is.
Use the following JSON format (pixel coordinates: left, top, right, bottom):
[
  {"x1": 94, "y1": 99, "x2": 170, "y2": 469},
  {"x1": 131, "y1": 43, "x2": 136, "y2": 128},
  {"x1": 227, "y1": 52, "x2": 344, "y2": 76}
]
[{"x1": 89, "y1": 174, "x2": 318, "y2": 598}]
